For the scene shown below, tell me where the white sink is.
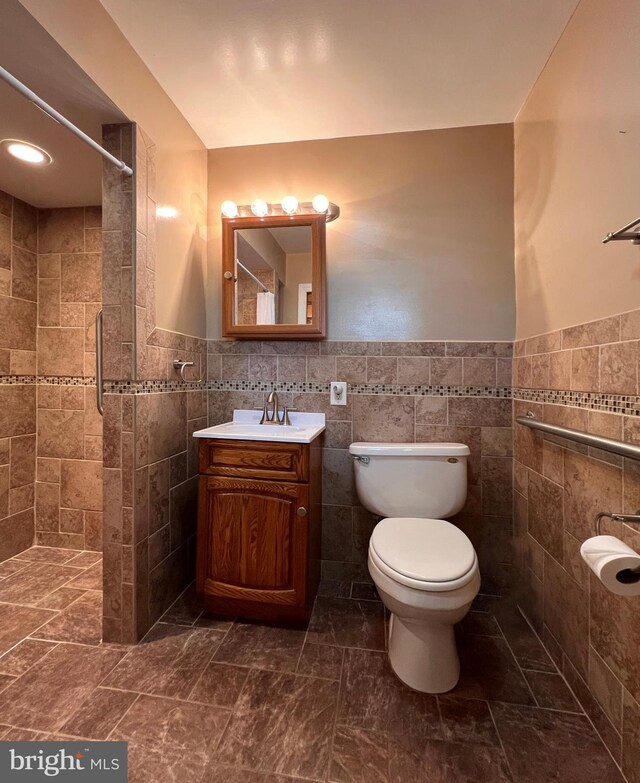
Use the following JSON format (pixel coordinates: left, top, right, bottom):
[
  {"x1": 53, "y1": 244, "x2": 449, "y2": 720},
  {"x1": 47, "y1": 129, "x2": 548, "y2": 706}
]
[{"x1": 192, "y1": 409, "x2": 325, "y2": 444}]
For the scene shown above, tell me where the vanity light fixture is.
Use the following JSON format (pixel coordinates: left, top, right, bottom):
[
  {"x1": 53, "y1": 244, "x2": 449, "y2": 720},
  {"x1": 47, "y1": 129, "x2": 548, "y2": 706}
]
[
  {"x1": 251, "y1": 199, "x2": 270, "y2": 218},
  {"x1": 281, "y1": 195, "x2": 299, "y2": 215},
  {"x1": 311, "y1": 194, "x2": 329, "y2": 214},
  {"x1": 1, "y1": 138, "x2": 52, "y2": 166},
  {"x1": 221, "y1": 196, "x2": 340, "y2": 223},
  {"x1": 221, "y1": 200, "x2": 239, "y2": 219}
]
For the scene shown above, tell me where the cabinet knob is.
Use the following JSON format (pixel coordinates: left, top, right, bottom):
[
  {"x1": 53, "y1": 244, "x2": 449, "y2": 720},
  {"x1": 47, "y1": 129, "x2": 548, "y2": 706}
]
[{"x1": 297, "y1": 506, "x2": 308, "y2": 517}]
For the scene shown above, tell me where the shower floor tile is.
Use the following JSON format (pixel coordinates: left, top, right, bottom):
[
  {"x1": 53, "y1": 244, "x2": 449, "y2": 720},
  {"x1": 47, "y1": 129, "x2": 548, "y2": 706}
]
[
  {"x1": 12, "y1": 546, "x2": 83, "y2": 565},
  {"x1": 0, "y1": 548, "x2": 625, "y2": 782},
  {"x1": 0, "y1": 602, "x2": 56, "y2": 654},
  {"x1": 33, "y1": 590, "x2": 103, "y2": 645},
  {"x1": 0, "y1": 561, "x2": 85, "y2": 606}
]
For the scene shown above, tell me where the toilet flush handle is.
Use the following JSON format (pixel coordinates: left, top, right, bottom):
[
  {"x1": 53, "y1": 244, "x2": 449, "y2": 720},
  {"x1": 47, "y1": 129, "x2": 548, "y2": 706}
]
[{"x1": 353, "y1": 455, "x2": 370, "y2": 464}]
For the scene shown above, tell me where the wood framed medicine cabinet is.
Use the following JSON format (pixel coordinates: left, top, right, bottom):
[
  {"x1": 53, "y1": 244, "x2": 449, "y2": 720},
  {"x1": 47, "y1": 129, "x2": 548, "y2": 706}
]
[{"x1": 221, "y1": 212, "x2": 327, "y2": 340}]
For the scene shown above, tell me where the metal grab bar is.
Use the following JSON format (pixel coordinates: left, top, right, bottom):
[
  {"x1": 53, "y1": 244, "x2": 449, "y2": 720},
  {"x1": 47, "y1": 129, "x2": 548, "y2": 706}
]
[
  {"x1": 95, "y1": 309, "x2": 104, "y2": 416},
  {"x1": 516, "y1": 413, "x2": 640, "y2": 461}
]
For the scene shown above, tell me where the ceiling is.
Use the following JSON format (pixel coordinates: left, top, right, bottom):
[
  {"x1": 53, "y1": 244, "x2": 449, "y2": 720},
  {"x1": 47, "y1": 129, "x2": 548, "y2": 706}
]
[
  {"x1": 269, "y1": 226, "x2": 311, "y2": 254},
  {"x1": 99, "y1": 0, "x2": 579, "y2": 150},
  {"x1": 0, "y1": 0, "x2": 127, "y2": 207}
]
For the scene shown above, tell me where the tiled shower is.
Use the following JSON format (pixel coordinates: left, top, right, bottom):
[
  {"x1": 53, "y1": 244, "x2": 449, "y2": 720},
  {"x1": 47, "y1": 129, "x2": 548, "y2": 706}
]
[{"x1": 0, "y1": 194, "x2": 103, "y2": 560}]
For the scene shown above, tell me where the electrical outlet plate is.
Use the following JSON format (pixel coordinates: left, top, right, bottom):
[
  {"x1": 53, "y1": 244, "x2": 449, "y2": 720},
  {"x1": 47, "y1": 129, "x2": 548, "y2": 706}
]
[{"x1": 330, "y1": 381, "x2": 347, "y2": 406}]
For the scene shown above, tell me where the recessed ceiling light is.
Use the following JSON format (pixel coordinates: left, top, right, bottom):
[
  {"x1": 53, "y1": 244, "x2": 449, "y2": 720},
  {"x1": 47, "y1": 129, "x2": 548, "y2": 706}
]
[{"x1": 1, "y1": 139, "x2": 52, "y2": 166}]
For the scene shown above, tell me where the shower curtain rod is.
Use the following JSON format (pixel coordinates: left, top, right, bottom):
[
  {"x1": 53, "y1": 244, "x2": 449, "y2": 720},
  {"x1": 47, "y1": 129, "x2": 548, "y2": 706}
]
[
  {"x1": 236, "y1": 259, "x2": 269, "y2": 293},
  {"x1": 0, "y1": 65, "x2": 134, "y2": 177}
]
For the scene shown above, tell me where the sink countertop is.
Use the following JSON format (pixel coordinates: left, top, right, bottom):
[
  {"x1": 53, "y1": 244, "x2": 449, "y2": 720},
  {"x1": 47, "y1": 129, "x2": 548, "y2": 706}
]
[{"x1": 192, "y1": 409, "x2": 326, "y2": 444}]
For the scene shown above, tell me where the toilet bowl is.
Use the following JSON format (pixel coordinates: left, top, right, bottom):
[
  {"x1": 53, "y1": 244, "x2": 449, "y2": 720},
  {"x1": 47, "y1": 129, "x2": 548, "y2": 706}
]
[{"x1": 349, "y1": 441, "x2": 480, "y2": 693}]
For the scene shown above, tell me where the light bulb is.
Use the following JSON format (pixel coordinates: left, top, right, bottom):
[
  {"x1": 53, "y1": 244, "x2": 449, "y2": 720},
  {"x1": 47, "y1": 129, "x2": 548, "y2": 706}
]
[
  {"x1": 2, "y1": 140, "x2": 51, "y2": 166},
  {"x1": 156, "y1": 205, "x2": 179, "y2": 219},
  {"x1": 251, "y1": 199, "x2": 269, "y2": 217},
  {"x1": 221, "y1": 200, "x2": 239, "y2": 218},
  {"x1": 312, "y1": 194, "x2": 329, "y2": 213},
  {"x1": 281, "y1": 195, "x2": 298, "y2": 215}
]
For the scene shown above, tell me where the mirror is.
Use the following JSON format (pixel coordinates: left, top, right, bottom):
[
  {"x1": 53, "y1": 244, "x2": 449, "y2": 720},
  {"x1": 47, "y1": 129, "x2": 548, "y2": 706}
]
[{"x1": 222, "y1": 213, "x2": 326, "y2": 339}]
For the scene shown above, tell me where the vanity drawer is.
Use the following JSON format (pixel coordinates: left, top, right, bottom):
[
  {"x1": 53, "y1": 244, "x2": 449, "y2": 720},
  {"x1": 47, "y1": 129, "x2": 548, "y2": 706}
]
[{"x1": 199, "y1": 438, "x2": 309, "y2": 482}]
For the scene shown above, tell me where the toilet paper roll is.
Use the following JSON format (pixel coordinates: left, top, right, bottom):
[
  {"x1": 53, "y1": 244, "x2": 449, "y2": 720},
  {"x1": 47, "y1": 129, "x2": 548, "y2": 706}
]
[{"x1": 580, "y1": 535, "x2": 640, "y2": 597}]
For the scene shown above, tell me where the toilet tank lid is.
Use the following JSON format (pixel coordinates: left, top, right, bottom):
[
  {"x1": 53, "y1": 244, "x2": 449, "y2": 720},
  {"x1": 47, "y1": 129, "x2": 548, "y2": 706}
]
[{"x1": 349, "y1": 442, "x2": 470, "y2": 457}]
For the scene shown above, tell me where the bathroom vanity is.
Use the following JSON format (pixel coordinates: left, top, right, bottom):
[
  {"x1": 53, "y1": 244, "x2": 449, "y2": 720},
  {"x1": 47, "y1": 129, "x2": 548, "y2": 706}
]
[{"x1": 193, "y1": 411, "x2": 324, "y2": 624}]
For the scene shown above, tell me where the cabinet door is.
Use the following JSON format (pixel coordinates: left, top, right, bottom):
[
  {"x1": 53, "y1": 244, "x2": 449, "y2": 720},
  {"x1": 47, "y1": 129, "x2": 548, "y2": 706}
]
[{"x1": 197, "y1": 476, "x2": 309, "y2": 606}]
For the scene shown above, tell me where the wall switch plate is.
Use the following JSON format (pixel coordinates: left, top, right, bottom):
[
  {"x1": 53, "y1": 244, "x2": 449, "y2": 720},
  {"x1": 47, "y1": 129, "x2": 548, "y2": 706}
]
[{"x1": 330, "y1": 381, "x2": 347, "y2": 406}]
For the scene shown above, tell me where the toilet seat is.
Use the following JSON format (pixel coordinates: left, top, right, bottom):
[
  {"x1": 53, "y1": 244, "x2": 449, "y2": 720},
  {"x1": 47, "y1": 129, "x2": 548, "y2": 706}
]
[{"x1": 369, "y1": 517, "x2": 478, "y2": 592}]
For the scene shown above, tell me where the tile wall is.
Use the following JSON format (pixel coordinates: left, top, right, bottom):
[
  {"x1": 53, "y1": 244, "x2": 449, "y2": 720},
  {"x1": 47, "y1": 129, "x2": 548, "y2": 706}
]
[
  {"x1": 101, "y1": 121, "x2": 135, "y2": 643},
  {"x1": 513, "y1": 311, "x2": 640, "y2": 781},
  {"x1": 0, "y1": 192, "x2": 102, "y2": 559},
  {"x1": 101, "y1": 124, "x2": 207, "y2": 642},
  {"x1": 237, "y1": 268, "x2": 277, "y2": 325},
  {"x1": 0, "y1": 191, "x2": 37, "y2": 559},
  {"x1": 206, "y1": 338, "x2": 514, "y2": 590},
  {"x1": 35, "y1": 206, "x2": 103, "y2": 552}
]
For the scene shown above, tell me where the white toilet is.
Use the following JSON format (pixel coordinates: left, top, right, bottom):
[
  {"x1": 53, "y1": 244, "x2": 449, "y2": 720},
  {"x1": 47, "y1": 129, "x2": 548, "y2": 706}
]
[{"x1": 349, "y1": 441, "x2": 480, "y2": 694}]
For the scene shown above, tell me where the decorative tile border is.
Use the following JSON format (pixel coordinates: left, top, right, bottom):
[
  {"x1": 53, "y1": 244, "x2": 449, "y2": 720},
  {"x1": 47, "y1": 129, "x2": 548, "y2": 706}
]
[
  {"x1": 102, "y1": 378, "x2": 512, "y2": 397},
  {"x1": 104, "y1": 379, "x2": 202, "y2": 394},
  {"x1": 514, "y1": 387, "x2": 640, "y2": 416},
  {"x1": 0, "y1": 375, "x2": 37, "y2": 385},
  {"x1": 207, "y1": 381, "x2": 513, "y2": 397},
  {"x1": 0, "y1": 375, "x2": 96, "y2": 386},
  {"x1": 5, "y1": 376, "x2": 637, "y2": 414}
]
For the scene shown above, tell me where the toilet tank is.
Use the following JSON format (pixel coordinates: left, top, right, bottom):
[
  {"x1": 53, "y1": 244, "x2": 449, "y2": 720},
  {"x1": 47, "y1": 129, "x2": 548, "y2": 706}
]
[{"x1": 349, "y1": 442, "x2": 470, "y2": 519}]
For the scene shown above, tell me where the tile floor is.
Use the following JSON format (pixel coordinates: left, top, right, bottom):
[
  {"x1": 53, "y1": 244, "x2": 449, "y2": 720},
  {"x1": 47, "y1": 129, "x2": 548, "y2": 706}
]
[{"x1": 0, "y1": 546, "x2": 625, "y2": 782}]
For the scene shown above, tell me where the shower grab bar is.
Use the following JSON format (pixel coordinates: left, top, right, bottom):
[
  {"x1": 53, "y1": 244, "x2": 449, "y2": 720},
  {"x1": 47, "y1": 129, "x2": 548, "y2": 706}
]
[
  {"x1": 516, "y1": 412, "x2": 640, "y2": 461},
  {"x1": 0, "y1": 66, "x2": 133, "y2": 177},
  {"x1": 95, "y1": 309, "x2": 104, "y2": 416}
]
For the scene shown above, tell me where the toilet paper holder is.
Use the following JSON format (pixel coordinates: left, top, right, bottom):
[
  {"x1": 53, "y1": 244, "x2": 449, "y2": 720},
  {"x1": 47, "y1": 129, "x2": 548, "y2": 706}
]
[
  {"x1": 594, "y1": 511, "x2": 640, "y2": 536},
  {"x1": 584, "y1": 515, "x2": 640, "y2": 591}
]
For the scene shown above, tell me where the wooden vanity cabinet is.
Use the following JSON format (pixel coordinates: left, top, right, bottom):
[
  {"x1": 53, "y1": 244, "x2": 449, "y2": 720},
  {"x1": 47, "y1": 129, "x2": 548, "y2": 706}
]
[{"x1": 196, "y1": 437, "x2": 322, "y2": 624}]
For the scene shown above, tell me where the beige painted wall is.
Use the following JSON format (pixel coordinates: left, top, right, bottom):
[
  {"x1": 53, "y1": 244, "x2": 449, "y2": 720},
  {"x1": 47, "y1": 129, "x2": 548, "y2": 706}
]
[
  {"x1": 208, "y1": 125, "x2": 515, "y2": 340},
  {"x1": 282, "y1": 253, "x2": 313, "y2": 324},
  {"x1": 514, "y1": 0, "x2": 640, "y2": 339},
  {"x1": 19, "y1": 0, "x2": 208, "y2": 339},
  {"x1": 240, "y1": 228, "x2": 286, "y2": 283}
]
